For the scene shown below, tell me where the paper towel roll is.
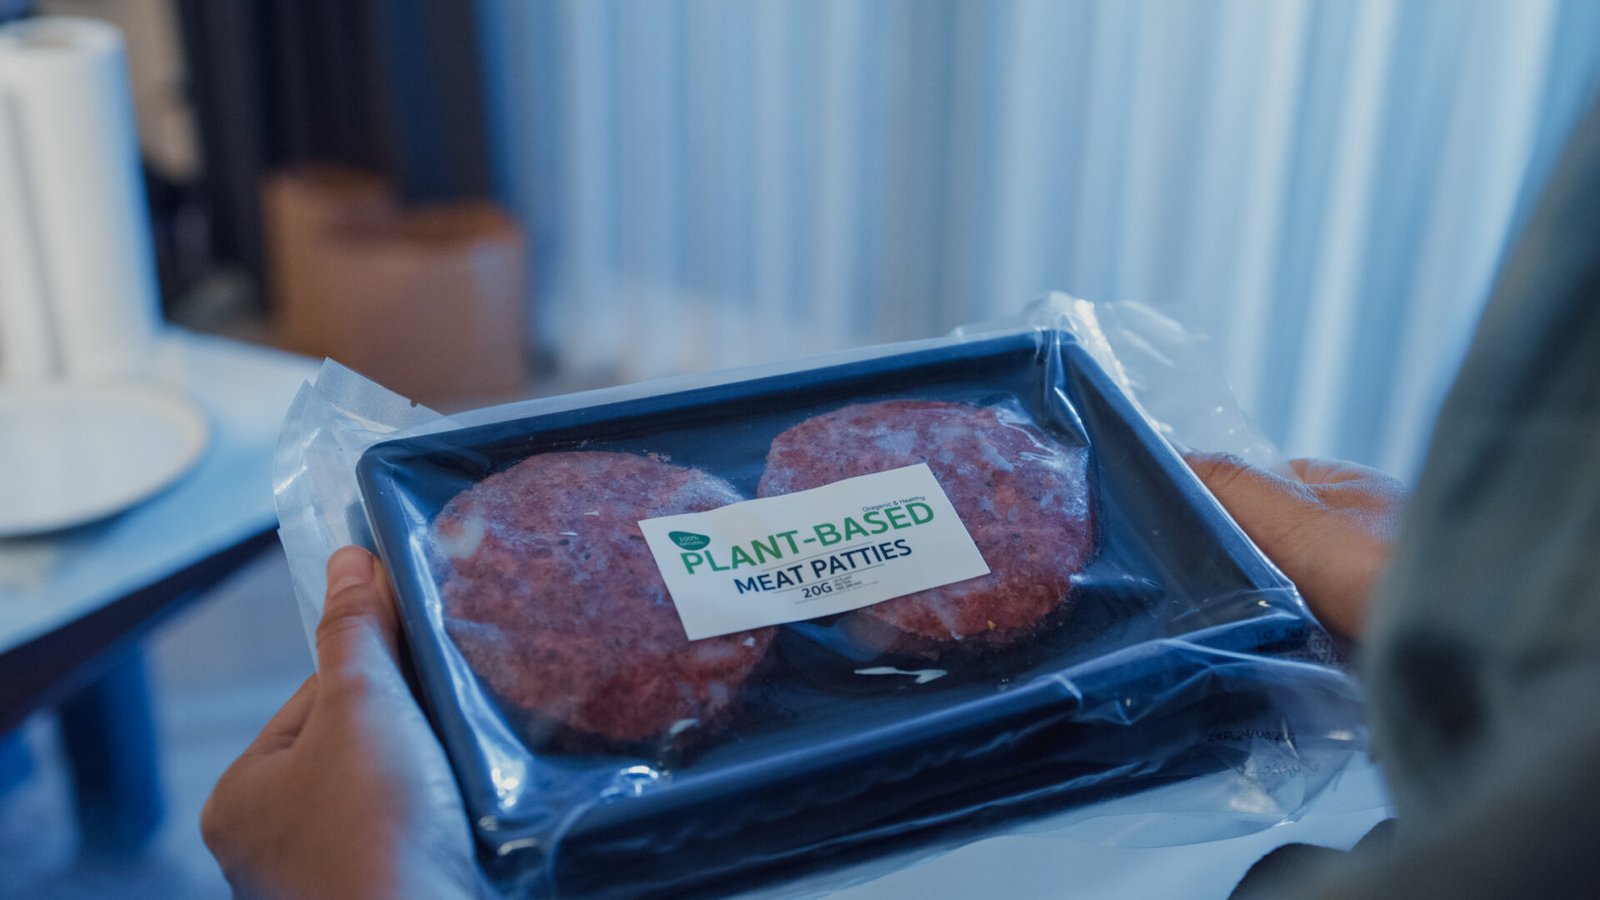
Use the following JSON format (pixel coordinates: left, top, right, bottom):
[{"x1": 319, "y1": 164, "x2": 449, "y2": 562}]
[
  {"x1": 0, "y1": 89, "x2": 58, "y2": 380},
  {"x1": 0, "y1": 17, "x2": 162, "y2": 380}
]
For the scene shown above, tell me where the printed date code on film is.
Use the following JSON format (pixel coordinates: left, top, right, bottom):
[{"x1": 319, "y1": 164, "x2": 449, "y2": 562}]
[{"x1": 639, "y1": 464, "x2": 989, "y2": 640}]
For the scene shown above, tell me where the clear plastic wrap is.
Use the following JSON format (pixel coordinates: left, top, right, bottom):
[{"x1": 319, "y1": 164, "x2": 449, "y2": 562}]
[{"x1": 273, "y1": 294, "x2": 1364, "y2": 898}]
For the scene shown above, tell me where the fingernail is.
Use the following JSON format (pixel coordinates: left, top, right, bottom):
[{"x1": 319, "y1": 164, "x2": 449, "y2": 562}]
[{"x1": 327, "y1": 546, "x2": 374, "y2": 594}]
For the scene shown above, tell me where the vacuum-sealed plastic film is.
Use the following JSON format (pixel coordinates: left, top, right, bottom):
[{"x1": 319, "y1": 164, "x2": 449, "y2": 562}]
[{"x1": 275, "y1": 295, "x2": 1364, "y2": 898}]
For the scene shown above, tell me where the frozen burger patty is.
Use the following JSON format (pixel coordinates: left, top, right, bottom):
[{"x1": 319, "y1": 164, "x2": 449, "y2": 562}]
[
  {"x1": 758, "y1": 400, "x2": 1093, "y2": 656},
  {"x1": 433, "y1": 451, "x2": 775, "y2": 746}
]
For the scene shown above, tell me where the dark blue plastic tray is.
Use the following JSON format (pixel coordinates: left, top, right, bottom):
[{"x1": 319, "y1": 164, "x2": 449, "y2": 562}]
[{"x1": 357, "y1": 330, "x2": 1335, "y2": 898}]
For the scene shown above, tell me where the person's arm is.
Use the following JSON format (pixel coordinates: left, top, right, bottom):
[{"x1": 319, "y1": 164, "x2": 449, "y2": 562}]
[
  {"x1": 1185, "y1": 453, "x2": 1406, "y2": 640},
  {"x1": 201, "y1": 547, "x2": 478, "y2": 900}
]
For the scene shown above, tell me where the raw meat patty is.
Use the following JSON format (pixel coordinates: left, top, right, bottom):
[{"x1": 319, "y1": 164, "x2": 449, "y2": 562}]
[
  {"x1": 432, "y1": 451, "x2": 775, "y2": 746},
  {"x1": 759, "y1": 400, "x2": 1093, "y2": 657}
]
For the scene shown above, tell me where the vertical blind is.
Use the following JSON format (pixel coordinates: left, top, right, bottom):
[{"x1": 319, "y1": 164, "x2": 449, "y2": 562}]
[{"x1": 478, "y1": 0, "x2": 1600, "y2": 477}]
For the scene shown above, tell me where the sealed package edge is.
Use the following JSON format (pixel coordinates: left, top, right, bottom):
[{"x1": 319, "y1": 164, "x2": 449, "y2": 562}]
[{"x1": 274, "y1": 295, "x2": 1367, "y2": 898}]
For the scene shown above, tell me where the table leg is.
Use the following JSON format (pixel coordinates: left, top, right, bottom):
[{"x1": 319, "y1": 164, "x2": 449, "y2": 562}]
[
  {"x1": 56, "y1": 648, "x2": 164, "y2": 854},
  {"x1": 0, "y1": 728, "x2": 31, "y2": 799}
]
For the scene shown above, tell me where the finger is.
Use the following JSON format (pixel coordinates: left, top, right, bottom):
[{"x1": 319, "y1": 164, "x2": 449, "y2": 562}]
[
  {"x1": 1289, "y1": 456, "x2": 1387, "y2": 486},
  {"x1": 239, "y1": 674, "x2": 319, "y2": 758},
  {"x1": 1186, "y1": 452, "x2": 1315, "y2": 513},
  {"x1": 1303, "y1": 462, "x2": 1409, "y2": 543},
  {"x1": 1184, "y1": 452, "x2": 1321, "y2": 545},
  {"x1": 315, "y1": 546, "x2": 405, "y2": 694}
]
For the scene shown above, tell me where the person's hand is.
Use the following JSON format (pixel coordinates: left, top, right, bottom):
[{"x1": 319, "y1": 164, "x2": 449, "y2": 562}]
[
  {"x1": 202, "y1": 547, "x2": 477, "y2": 900},
  {"x1": 1185, "y1": 453, "x2": 1406, "y2": 640}
]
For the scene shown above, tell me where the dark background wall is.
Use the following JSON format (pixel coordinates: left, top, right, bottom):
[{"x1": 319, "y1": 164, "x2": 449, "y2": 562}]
[{"x1": 175, "y1": 0, "x2": 492, "y2": 298}]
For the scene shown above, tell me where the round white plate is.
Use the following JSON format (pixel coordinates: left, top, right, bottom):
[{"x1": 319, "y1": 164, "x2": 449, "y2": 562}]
[{"x1": 0, "y1": 381, "x2": 210, "y2": 537}]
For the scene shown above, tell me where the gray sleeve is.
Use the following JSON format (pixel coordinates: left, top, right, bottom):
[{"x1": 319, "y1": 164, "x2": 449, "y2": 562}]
[
  {"x1": 1299, "y1": 91, "x2": 1600, "y2": 899},
  {"x1": 1306, "y1": 711, "x2": 1600, "y2": 900},
  {"x1": 1360, "y1": 90, "x2": 1600, "y2": 825}
]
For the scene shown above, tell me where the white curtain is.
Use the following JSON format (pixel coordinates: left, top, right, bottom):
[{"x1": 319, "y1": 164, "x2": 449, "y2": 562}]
[{"x1": 478, "y1": 0, "x2": 1600, "y2": 477}]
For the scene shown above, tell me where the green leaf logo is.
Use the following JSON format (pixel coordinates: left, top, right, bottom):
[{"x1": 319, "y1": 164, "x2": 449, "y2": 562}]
[{"x1": 670, "y1": 531, "x2": 711, "y2": 551}]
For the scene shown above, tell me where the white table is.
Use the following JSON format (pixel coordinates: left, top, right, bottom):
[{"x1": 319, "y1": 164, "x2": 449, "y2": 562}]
[
  {"x1": 0, "y1": 329, "x2": 317, "y2": 848},
  {"x1": 0, "y1": 329, "x2": 317, "y2": 655}
]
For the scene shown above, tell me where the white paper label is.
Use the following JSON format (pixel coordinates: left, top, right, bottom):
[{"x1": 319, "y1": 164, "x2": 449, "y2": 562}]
[{"x1": 639, "y1": 464, "x2": 990, "y2": 640}]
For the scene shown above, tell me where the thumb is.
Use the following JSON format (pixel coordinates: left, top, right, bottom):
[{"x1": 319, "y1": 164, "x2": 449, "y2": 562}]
[{"x1": 315, "y1": 546, "x2": 405, "y2": 692}]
